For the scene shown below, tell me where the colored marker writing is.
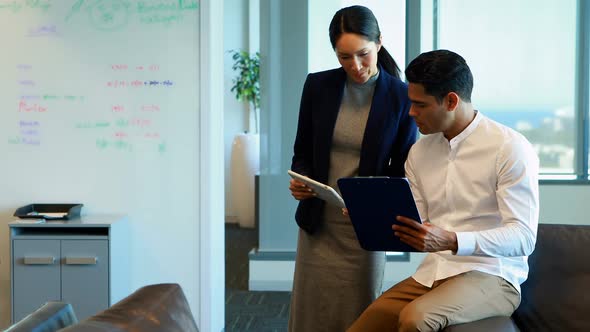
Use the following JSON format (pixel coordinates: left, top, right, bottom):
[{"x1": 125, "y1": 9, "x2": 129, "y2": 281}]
[
  {"x1": 140, "y1": 13, "x2": 182, "y2": 25},
  {"x1": 27, "y1": 25, "x2": 58, "y2": 37},
  {"x1": 0, "y1": 0, "x2": 51, "y2": 13},
  {"x1": 129, "y1": 118, "x2": 152, "y2": 128},
  {"x1": 8, "y1": 137, "x2": 20, "y2": 144},
  {"x1": 9, "y1": 137, "x2": 41, "y2": 146},
  {"x1": 107, "y1": 80, "x2": 143, "y2": 88},
  {"x1": 141, "y1": 104, "x2": 160, "y2": 112},
  {"x1": 16, "y1": 64, "x2": 32, "y2": 71},
  {"x1": 18, "y1": 95, "x2": 85, "y2": 101},
  {"x1": 96, "y1": 138, "x2": 133, "y2": 151},
  {"x1": 112, "y1": 105, "x2": 125, "y2": 112},
  {"x1": 18, "y1": 100, "x2": 47, "y2": 112},
  {"x1": 18, "y1": 80, "x2": 35, "y2": 86},
  {"x1": 20, "y1": 129, "x2": 40, "y2": 136},
  {"x1": 106, "y1": 80, "x2": 174, "y2": 88},
  {"x1": 20, "y1": 95, "x2": 41, "y2": 100},
  {"x1": 136, "y1": 0, "x2": 198, "y2": 13},
  {"x1": 111, "y1": 104, "x2": 161, "y2": 113},
  {"x1": 19, "y1": 119, "x2": 41, "y2": 137},
  {"x1": 111, "y1": 64, "x2": 129, "y2": 70},
  {"x1": 76, "y1": 121, "x2": 110, "y2": 129},
  {"x1": 113, "y1": 118, "x2": 153, "y2": 128},
  {"x1": 19, "y1": 120, "x2": 40, "y2": 127},
  {"x1": 22, "y1": 137, "x2": 41, "y2": 145},
  {"x1": 111, "y1": 64, "x2": 160, "y2": 71}
]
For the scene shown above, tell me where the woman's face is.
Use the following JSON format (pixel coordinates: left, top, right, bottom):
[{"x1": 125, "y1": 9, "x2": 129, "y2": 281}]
[{"x1": 335, "y1": 32, "x2": 381, "y2": 84}]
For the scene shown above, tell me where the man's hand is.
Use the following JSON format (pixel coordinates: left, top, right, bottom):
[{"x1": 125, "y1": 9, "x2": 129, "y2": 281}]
[
  {"x1": 392, "y1": 216, "x2": 458, "y2": 253},
  {"x1": 289, "y1": 179, "x2": 316, "y2": 200}
]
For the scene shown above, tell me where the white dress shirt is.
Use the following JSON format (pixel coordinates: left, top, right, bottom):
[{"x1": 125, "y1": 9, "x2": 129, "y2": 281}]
[{"x1": 406, "y1": 111, "x2": 539, "y2": 293}]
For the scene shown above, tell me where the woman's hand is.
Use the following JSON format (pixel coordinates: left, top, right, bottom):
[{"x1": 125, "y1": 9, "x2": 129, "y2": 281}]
[{"x1": 289, "y1": 179, "x2": 316, "y2": 200}]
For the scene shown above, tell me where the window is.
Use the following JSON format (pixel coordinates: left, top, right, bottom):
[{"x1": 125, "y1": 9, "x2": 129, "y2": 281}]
[{"x1": 436, "y1": 0, "x2": 578, "y2": 177}]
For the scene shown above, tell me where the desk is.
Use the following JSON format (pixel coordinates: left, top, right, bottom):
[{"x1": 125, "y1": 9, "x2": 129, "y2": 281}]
[{"x1": 9, "y1": 215, "x2": 129, "y2": 323}]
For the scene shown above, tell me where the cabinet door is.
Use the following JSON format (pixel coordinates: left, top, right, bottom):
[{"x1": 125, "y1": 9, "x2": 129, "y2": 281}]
[
  {"x1": 12, "y1": 239, "x2": 61, "y2": 322},
  {"x1": 61, "y1": 239, "x2": 109, "y2": 320}
]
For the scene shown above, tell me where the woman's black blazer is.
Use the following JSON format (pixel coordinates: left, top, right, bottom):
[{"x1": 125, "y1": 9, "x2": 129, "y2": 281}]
[{"x1": 291, "y1": 67, "x2": 417, "y2": 234}]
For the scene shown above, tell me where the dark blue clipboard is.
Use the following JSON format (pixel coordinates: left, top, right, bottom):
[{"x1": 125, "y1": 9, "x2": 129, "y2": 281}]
[{"x1": 337, "y1": 177, "x2": 422, "y2": 252}]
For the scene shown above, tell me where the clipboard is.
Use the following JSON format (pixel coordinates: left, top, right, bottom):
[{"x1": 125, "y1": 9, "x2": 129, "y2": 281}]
[
  {"x1": 288, "y1": 170, "x2": 345, "y2": 208},
  {"x1": 337, "y1": 177, "x2": 422, "y2": 252}
]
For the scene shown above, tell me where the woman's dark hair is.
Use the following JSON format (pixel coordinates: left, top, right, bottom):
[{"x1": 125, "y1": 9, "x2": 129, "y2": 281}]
[
  {"x1": 405, "y1": 50, "x2": 474, "y2": 103},
  {"x1": 329, "y1": 5, "x2": 401, "y2": 79}
]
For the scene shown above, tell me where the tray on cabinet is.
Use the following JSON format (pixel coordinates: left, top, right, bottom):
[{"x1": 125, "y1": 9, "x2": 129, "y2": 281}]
[{"x1": 14, "y1": 204, "x2": 83, "y2": 220}]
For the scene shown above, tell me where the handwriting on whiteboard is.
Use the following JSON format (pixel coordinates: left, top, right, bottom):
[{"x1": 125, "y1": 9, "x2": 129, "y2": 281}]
[
  {"x1": 106, "y1": 80, "x2": 174, "y2": 88},
  {"x1": 2, "y1": 0, "x2": 199, "y2": 30},
  {"x1": 0, "y1": 0, "x2": 51, "y2": 13},
  {"x1": 27, "y1": 24, "x2": 58, "y2": 37},
  {"x1": 8, "y1": 120, "x2": 41, "y2": 146},
  {"x1": 66, "y1": 0, "x2": 200, "y2": 30},
  {"x1": 8, "y1": 63, "x2": 168, "y2": 153}
]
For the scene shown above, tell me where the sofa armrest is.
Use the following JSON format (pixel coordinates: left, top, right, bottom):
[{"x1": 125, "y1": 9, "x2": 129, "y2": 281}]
[
  {"x1": 5, "y1": 302, "x2": 78, "y2": 332},
  {"x1": 60, "y1": 283, "x2": 199, "y2": 332},
  {"x1": 442, "y1": 316, "x2": 519, "y2": 332}
]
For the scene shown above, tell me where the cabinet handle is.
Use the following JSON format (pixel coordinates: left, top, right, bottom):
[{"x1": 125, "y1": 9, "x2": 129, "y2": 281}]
[
  {"x1": 24, "y1": 257, "x2": 55, "y2": 265},
  {"x1": 65, "y1": 257, "x2": 98, "y2": 265}
]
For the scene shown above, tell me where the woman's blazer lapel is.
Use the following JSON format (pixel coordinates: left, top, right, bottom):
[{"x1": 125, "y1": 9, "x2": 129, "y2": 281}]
[
  {"x1": 313, "y1": 69, "x2": 346, "y2": 183},
  {"x1": 358, "y1": 70, "x2": 396, "y2": 175}
]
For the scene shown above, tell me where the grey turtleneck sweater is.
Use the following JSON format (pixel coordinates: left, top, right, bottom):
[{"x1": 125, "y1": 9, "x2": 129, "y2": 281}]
[{"x1": 325, "y1": 72, "x2": 378, "y2": 219}]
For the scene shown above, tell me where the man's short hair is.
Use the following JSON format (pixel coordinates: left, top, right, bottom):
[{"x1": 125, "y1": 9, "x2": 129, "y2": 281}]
[{"x1": 405, "y1": 50, "x2": 474, "y2": 103}]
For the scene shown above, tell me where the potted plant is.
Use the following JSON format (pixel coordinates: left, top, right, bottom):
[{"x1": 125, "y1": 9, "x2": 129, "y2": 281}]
[
  {"x1": 230, "y1": 50, "x2": 260, "y2": 133},
  {"x1": 228, "y1": 50, "x2": 260, "y2": 228}
]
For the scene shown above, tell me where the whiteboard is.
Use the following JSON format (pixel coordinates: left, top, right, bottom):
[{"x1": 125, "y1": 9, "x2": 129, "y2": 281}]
[{"x1": 0, "y1": 0, "x2": 201, "y2": 326}]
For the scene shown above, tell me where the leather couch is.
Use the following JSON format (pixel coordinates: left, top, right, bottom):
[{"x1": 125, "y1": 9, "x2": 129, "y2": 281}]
[
  {"x1": 4, "y1": 283, "x2": 199, "y2": 332},
  {"x1": 444, "y1": 224, "x2": 590, "y2": 331},
  {"x1": 3, "y1": 302, "x2": 77, "y2": 332}
]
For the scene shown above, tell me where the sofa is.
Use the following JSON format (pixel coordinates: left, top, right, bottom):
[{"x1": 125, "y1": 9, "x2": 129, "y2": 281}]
[
  {"x1": 4, "y1": 283, "x2": 199, "y2": 332},
  {"x1": 2, "y1": 302, "x2": 77, "y2": 332},
  {"x1": 443, "y1": 223, "x2": 590, "y2": 331}
]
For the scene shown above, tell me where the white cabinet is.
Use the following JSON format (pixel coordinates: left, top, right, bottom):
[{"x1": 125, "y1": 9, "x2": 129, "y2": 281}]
[{"x1": 9, "y1": 215, "x2": 129, "y2": 323}]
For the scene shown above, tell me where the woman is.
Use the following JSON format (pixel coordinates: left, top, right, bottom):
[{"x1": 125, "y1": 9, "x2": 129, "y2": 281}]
[{"x1": 288, "y1": 5, "x2": 418, "y2": 332}]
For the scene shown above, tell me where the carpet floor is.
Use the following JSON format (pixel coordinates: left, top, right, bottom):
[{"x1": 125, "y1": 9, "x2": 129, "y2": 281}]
[{"x1": 225, "y1": 223, "x2": 291, "y2": 332}]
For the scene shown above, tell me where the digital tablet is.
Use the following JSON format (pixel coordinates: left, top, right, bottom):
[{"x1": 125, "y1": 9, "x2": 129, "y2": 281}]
[
  {"x1": 337, "y1": 177, "x2": 422, "y2": 252},
  {"x1": 288, "y1": 170, "x2": 345, "y2": 208}
]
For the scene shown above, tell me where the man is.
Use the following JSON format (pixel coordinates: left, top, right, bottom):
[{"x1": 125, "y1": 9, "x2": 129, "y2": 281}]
[{"x1": 347, "y1": 50, "x2": 539, "y2": 332}]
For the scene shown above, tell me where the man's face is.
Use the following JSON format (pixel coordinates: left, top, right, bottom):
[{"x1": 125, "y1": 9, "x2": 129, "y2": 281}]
[{"x1": 408, "y1": 83, "x2": 453, "y2": 135}]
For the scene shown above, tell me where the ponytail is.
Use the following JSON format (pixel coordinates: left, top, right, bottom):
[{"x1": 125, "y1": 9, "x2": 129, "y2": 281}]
[{"x1": 378, "y1": 46, "x2": 401, "y2": 79}]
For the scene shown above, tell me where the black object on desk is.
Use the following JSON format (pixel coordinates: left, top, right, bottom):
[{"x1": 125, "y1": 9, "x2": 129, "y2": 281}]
[
  {"x1": 14, "y1": 203, "x2": 83, "y2": 220},
  {"x1": 337, "y1": 177, "x2": 421, "y2": 252}
]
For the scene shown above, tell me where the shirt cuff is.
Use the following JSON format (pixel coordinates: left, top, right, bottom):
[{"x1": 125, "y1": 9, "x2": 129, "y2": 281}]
[{"x1": 455, "y1": 232, "x2": 476, "y2": 256}]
